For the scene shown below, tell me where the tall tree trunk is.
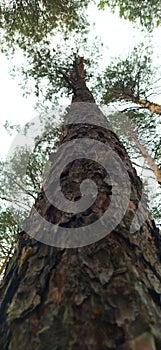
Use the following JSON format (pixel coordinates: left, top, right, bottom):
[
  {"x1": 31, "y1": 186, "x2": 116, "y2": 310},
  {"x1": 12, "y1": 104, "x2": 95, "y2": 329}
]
[{"x1": 1, "y1": 59, "x2": 161, "y2": 350}]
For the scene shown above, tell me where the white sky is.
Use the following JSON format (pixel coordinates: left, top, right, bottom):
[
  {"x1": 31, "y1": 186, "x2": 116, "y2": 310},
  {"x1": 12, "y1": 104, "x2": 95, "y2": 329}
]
[
  {"x1": 0, "y1": 3, "x2": 161, "y2": 158},
  {"x1": 0, "y1": 54, "x2": 37, "y2": 157}
]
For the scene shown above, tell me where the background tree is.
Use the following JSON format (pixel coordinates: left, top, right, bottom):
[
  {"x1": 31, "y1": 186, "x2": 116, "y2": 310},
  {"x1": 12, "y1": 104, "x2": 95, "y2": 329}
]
[
  {"x1": 96, "y1": 43, "x2": 161, "y2": 226},
  {"x1": 0, "y1": 120, "x2": 61, "y2": 272},
  {"x1": 99, "y1": 44, "x2": 161, "y2": 113},
  {"x1": 0, "y1": 0, "x2": 89, "y2": 54},
  {"x1": 98, "y1": 0, "x2": 161, "y2": 30}
]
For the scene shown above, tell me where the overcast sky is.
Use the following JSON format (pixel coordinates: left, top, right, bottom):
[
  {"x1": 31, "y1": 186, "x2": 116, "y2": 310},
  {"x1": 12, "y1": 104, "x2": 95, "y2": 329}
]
[{"x1": 0, "y1": 3, "x2": 161, "y2": 158}]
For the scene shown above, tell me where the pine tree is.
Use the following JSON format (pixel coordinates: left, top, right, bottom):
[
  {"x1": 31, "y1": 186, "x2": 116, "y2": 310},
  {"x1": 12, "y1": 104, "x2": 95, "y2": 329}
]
[{"x1": 0, "y1": 58, "x2": 161, "y2": 350}]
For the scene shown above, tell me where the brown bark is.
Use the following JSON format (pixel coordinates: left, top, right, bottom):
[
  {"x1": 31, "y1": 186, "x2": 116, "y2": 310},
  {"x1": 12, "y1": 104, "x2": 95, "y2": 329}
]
[
  {"x1": 1, "y1": 60, "x2": 161, "y2": 350},
  {"x1": 120, "y1": 94, "x2": 161, "y2": 115},
  {"x1": 71, "y1": 57, "x2": 95, "y2": 103}
]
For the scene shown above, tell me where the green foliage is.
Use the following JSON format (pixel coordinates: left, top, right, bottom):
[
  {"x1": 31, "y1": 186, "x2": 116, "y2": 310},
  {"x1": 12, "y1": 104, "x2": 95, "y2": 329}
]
[
  {"x1": 97, "y1": 43, "x2": 161, "y2": 226},
  {"x1": 0, "y1": 1, "x2": 102, "y2": 108},
  {"x1": 3, "y1": 120, "x2": 21, "y2": 135},
  {"x1": 10, "y1": 34, "x2": 103, "y2": 107},
  {"x1": 0, "y1": 207, "x2": 19, "y2": 250},
  {"x1": 98, "y1": 44, "x2": 154, "y2": 104},
  {"x1": 98, "y1": 0, "x2": 161, "y2": 31},
  {"x1": 148, "y1": 189, "x2": 161, "y2": 225},
  {"x1": 0, "y1": 120, "x2": 61, "y2": 264},
  {"x1": 0, "y1": 0, "x2": 89, "y2": 54},
  {"x1": 97, "y1": 43, "x2": 160, "y2": 176},
  {"x1": 0, "y1": 123, "x2": 60, "y2": 206},
  {"x1": 106, "y1": 108, "x2": 159, "y2": 160},
  {"x1": 106, "y1": 109, "x2": 161, "y2": 225}
]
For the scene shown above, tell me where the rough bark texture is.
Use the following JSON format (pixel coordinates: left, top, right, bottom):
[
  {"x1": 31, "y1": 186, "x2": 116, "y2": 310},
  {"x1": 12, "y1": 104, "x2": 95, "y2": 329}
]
[{"x1": 1, "y1": 60, "x2": 161, "y2": 350}]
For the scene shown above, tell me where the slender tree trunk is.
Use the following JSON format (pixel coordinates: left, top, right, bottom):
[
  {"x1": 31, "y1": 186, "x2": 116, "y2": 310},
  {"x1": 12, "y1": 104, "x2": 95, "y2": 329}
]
[
  {"x1": 133, "y1": 98, "x2": 161, "y2": 115},
  {"x1": 1, "y1": 60, "x2": 161, "y2": 350},
  {"x1": 128, "y1": 130, "x2": 161, "y2": 185},
  {"x1": 120, "y1": 94, "x2": 161, "y2": 115}
]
